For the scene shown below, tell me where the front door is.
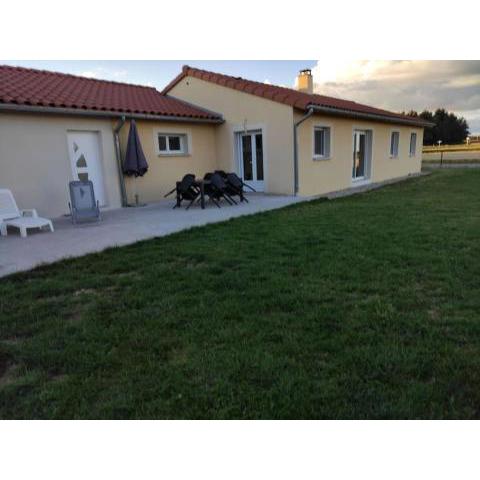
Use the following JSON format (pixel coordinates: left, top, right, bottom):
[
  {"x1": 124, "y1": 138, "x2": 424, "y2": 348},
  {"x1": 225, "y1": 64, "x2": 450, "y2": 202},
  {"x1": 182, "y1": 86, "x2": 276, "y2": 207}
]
[
  {"x1": 239, "y1": 131, "x2": 264, "y2": 192},
  {"x1": 352, "y1": 130, "x2": 367, "y2": 180},
  {"x1": 67, "y1": 131, "x2": 106, "y2": 206}
]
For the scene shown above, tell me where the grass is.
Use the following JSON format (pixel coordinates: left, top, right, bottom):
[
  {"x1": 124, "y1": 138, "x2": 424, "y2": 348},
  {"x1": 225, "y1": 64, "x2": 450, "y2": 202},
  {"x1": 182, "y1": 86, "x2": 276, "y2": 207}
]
[
  {"x1": 1, "y1": 170, "x2": 480, "y2": 419},
  {"x1": 422, "y1": 144, "x2": 480, "y2": 163},
  {"x1": 422, "y1": 158, "x2": 480, "y2": 164},
  {"x1": 423, "y1": 144, "x2": 480, "y2": 153}
]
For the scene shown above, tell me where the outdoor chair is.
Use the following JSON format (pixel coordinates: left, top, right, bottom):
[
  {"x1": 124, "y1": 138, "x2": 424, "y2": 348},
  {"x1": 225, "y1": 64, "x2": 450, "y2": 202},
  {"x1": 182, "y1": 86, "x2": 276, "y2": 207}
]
[
  {"x1": 173, "y1": 174, "x2": 200, "y2": 210},
  {"x1": 225, "y1": 173, "x2": 249, "y2": 203},
  {"x1": 204, "y1": 173, "x2": 236, "y2": 208},
  {"x1": 214, "y1": 170, "x2": 228, "y2": 180},
  {"x1": 68, "y1": 181, "x2": 101, "y2": 224},
  {"x1": 164, "y1": 173, "x2": 195, "y2": 198},
  {"x1": 232, "y1": 173, "x2": 256, "y2": 192},
  {"x1": 0, "y1": 188, "x2": 54, "y2": 238}
]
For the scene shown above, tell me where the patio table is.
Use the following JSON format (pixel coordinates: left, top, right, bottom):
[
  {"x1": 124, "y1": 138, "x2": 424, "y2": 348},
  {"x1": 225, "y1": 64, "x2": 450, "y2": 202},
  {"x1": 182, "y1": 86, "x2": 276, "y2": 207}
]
[{"x1": 175, "y1": 178, "x2": 211, "y2": 209}]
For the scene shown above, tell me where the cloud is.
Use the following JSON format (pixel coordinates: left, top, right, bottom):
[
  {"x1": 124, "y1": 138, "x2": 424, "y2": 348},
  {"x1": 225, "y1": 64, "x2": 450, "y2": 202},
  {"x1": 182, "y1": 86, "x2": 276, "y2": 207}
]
[
  {"x1": 79, "y1": 70, "x2": 100, "y2": 79},
  {"x1": 304, "y1": 60, "x2": 480, "y2": 133},
  {"x1": 78, "y1": 67, "x2": 128, "y2": 81}
]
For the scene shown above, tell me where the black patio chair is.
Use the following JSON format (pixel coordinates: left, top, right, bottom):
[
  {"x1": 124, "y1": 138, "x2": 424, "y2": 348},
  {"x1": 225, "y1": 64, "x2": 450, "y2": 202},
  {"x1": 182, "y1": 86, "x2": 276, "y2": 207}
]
[
  {"x1": 173, "y1": 174, "x2": 200, "y2": 210},
  {"x1": 232, "y1": 173, "x2": 256, "y2": 192},
  {"x1": 225, "y1": 173, "x2": 248, "y2": 203},
  {"x1": 204, "y1": 173, "x2": 236, "y2": 208},
  {"x1": 214, "y1": 170, "x2": 228, "y2": 180},
  {"x1": 164, "y1": 173, "x2": 195, "y2": 198}
]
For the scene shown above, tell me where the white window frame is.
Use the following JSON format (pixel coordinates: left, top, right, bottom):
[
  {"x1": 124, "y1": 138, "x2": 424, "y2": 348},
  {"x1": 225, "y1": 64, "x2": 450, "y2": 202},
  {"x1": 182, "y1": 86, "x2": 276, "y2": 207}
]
[
  {"x1": 157, "y1": 133, "x2": 189, "y2": 156},
  {"x1": 390, "y1": 131, "x2": 400, "y2": 158},
  {"x1": 409, "y1": 132, "x2": 417, "y2": 157},
  {"x1": 313, "y1": 125, "x2": 332, "y2": 160}
]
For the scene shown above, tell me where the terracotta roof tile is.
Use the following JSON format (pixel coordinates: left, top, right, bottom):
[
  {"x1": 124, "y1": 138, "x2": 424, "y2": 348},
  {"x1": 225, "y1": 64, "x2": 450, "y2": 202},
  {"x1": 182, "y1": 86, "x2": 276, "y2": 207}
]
[
  {"x1": 162, "y1": 65, "x2": 431, "y2": 127},
  {"x1": 0, "y1": 65, "x2": 222, "y2": 121}
]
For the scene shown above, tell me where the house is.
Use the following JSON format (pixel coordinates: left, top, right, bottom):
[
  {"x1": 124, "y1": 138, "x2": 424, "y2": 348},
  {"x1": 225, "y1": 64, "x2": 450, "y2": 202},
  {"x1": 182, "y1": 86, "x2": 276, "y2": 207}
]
[
  {"x1": 163, "y1": 66, "x2": 432, "y2": 196},
  {"x1": 0, "y1": 65, "x2": 223, "y2": 218},
  {"x1": 0, "y1": 64, "x2": 431, "y2": 219}
]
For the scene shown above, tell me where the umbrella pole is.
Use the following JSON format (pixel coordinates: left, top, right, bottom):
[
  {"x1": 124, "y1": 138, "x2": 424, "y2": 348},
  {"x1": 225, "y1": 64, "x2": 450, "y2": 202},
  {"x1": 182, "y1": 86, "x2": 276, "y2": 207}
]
[{"x1": 128, "y1": 175, "x2": 146, "y2": 208}]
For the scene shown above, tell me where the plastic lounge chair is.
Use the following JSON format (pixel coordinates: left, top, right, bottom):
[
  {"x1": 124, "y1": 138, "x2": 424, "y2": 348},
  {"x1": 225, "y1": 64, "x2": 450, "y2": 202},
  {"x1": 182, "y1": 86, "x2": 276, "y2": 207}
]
[
  {"x1": 173, "y1": 174, "x2": 200, "y2": 210},
  {"x1": 0, "y1": 188, "x2": 54, "y2": 238},
  {"x1": 225, "y1": 173, "x2": 249, "y2": 203},
  {"x1": 68, "y1": 181, "x2": 101, "y2": 224}
]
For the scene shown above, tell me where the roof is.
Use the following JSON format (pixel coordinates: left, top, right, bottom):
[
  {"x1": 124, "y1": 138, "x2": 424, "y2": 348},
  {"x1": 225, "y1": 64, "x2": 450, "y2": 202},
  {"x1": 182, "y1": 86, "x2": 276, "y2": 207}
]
[
  {"x1": 163, "y1": 65, "x2": 432, "y2": 127},
  {"x1": 0, "y1": 65, "x2": 223, "y2": 122}
]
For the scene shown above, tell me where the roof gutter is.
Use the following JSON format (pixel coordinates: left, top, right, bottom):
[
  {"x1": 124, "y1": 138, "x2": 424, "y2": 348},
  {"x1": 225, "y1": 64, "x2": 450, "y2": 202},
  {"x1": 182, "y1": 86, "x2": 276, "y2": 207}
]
[
  {"x1": 113, "y1": 116, "x2": 128, "y2": 208},
  {"x1": 293, "y1": 107, "x2": 314, "y2": 195},
  {"x1": 0, "y1": 103, "x2": 224, "y2": 124},
  {"x1": 306, "y1": 104, "x2": 434, "y2": 128}
]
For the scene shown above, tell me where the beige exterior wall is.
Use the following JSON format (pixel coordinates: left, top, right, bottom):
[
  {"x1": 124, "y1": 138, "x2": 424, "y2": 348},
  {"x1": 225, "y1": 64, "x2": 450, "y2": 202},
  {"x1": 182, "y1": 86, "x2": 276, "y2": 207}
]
[
  {"x1": 0, "y1": 112, "x2": 122, "y2": 218},
  {"x1": 119, "y1": 120, "x2": 218, "y2": 203},
  {"x1": 0, "y1": 90, "x2": 426, "y2": 221},
  {"x1": 295, "y1": 112, "x2": 424, "y2": 197},
  {"x1": 168, "y1": 76, "x2": 296, "y2": 195},
  {"x1": 170, "y1": 77, "x2": 424, "y2": 197}
]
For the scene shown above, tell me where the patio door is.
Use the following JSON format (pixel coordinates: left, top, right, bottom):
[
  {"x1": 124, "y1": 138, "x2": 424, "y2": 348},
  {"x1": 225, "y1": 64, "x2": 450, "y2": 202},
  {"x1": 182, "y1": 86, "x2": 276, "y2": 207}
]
[
  {"x1": 352, "y1": 130, "x2": 368, "y2": 181},
  {"x1": 238, "y1": 131, "x2": 264, "y2": 192},
  {"x1": 67, "y1": 131, "x2": 106, "y2": 206}
]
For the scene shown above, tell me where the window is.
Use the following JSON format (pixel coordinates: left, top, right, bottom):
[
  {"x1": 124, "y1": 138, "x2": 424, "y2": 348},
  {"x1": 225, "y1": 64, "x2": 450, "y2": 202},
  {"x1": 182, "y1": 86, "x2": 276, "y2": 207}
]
[
  {"x1": 313, "y1": 126, "x2": 331, "y2": 158},
  {"x1": 409, "y1": 132, "x2": 417, "y2": 156},
  {"x1": 390, "y1": 131, "x2": 400, "y2": 158},
  {"x1": 158, "y1": 133, "x2": 188, "y2": 155}
]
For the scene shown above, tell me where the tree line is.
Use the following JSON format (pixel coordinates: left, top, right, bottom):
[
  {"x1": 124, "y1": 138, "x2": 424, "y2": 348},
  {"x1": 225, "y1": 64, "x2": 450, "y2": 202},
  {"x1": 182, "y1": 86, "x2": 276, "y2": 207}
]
[{"x1": 403, "y1": 109, "x2": 469, "y2": 145}]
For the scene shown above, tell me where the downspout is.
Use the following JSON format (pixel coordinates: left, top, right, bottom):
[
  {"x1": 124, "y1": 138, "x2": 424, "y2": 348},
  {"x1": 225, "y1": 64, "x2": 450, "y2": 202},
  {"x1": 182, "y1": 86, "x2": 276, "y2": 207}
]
[
  {"x1": 293, "y1": 106, "x2": 314, "y2": 195},
  {"x1": 113, "y1": 116, "x2": 127, "y2": 207}
]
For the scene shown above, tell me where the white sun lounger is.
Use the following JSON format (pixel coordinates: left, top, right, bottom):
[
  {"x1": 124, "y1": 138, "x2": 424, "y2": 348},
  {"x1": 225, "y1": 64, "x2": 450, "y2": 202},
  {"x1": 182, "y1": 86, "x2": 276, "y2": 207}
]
[{"x1": 0, "y1": 188, "x2": 54, "y2": 238}]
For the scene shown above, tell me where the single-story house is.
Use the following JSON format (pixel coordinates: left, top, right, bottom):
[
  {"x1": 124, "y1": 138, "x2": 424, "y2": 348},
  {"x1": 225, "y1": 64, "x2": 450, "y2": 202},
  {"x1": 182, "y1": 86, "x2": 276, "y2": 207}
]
[
  {"x1": 163, "y1": 66, "x2": 433, "y2": 196},
  {"x1": 0, "y1": 65, "x2": 223, "y2": 218},
  {"x1": 0, "y1": 65, "x2": 432, "y2": 218}
]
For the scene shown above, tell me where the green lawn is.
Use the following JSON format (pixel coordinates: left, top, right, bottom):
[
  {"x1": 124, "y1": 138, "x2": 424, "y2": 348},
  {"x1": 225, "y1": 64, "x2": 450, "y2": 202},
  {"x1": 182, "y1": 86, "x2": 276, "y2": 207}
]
[{"x1": 1, "y1": 170, "x2": 480, "y2": 419}]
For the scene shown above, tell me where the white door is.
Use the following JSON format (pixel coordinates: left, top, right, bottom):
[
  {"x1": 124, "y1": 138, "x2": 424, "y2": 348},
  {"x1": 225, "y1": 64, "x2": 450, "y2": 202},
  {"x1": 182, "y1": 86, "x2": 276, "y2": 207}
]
[
  {"x1": 67, "y1": 131, "x2": 106, "y2": 206},
  {"x1": 239, "y1": 131, "x2": 265, "y2": 192}
]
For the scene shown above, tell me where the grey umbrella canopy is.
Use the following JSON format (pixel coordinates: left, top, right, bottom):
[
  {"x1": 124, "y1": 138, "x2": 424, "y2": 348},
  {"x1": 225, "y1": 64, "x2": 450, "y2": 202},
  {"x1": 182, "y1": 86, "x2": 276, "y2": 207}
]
[{"x1": 123, "y1": 119, "x2": 148, "y2": 177}]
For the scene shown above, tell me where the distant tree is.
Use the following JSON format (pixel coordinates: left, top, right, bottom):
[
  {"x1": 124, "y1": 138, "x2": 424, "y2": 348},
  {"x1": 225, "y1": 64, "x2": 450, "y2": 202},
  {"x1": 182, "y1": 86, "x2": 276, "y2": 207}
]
[
  {"x1": 404, "y1": 109, "x2": 469, "y2": 145},
  {"x1": 419, "y1": 111, "x2": 435, "y2": 145}
]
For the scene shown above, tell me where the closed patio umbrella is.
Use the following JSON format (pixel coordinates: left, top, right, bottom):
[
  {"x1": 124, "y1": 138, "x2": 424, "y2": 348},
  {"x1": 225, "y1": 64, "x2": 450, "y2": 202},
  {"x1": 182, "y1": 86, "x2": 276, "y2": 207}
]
[{"x1": 123, "y1": 119, "x2": 148, "y2": 206}]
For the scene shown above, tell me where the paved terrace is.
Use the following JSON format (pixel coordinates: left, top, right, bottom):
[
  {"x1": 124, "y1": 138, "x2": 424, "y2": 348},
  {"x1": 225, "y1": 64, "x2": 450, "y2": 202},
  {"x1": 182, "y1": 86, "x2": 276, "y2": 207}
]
[{"x1": 0, "y1": 194, "x2": 302, "y2": 278}]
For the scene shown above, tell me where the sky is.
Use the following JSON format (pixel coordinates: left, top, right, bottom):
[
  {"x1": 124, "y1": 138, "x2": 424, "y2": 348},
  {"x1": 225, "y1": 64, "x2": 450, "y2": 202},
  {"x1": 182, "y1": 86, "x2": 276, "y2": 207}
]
[{"x1": 3, "y1": 60, "x2": 480, "y2": 134}]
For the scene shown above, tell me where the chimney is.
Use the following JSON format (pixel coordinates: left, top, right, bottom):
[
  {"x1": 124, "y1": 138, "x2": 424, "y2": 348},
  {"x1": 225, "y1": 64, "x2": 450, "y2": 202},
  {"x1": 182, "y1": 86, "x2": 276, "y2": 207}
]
[{"x1": 296, "y1": 69, "x2": 313, "y2": 94}]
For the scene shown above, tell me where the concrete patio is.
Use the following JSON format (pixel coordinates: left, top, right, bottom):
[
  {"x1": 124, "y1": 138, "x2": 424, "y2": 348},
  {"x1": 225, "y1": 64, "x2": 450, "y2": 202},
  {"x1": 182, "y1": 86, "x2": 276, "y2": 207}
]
[{"x1": 0, "y1": 194, "x2": 302, "y2": 278}]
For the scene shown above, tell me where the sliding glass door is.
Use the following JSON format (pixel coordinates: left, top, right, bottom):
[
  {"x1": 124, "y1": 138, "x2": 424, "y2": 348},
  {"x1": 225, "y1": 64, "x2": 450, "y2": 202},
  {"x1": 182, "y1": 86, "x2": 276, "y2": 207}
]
[{"x1": 352, "y1": 130, "x2": 369, "y2": 181}]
